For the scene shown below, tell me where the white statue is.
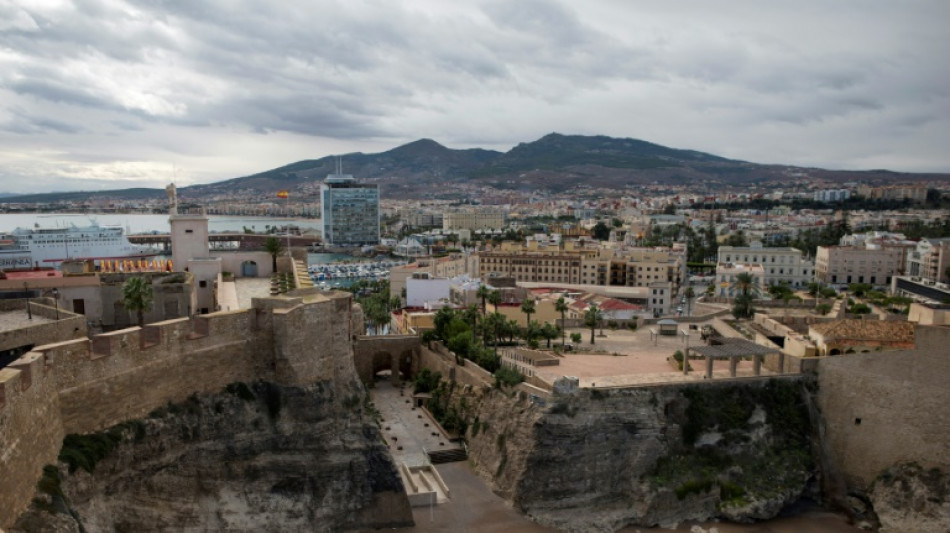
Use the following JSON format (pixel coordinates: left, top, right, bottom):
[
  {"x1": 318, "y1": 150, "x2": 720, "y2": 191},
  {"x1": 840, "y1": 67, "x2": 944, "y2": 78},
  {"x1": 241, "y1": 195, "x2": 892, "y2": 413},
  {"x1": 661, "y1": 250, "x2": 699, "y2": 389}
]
[{"x1": 166, "y1": 183, "x2": 178, "y2": 214}]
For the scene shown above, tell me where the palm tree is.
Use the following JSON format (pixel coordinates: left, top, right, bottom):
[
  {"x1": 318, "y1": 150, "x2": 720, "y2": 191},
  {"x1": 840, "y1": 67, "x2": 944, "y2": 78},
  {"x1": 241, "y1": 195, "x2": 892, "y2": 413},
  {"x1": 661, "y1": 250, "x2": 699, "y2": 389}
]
[
  {"x1": 477, "y1": 284, "x2": 491, "y2": 315},
  {"x1": 464, "y1": 304, "x2": 479, "y2": 343},
  {"x1": 541, "y1": 322, "x2": 559, "y2": 348},
  {"x1": 555, "y1": 296, "x2": 569, "y2": 346},
  {"x1": 732, "y1": 272, "x2": 756, "y2": 319},
  {"x1": 583, "y1": 304, "x2": 603, "y2": 345},
  {"x1": 520, "y1": 298, "x2": 536, "y2": 329},
  {"x1": 122, "y1": 276, "x2": 154, "y2": 326},
  {"x1": 264, "y1": 236, "x2": 284, "y2": 273},
  {"x1": 488, "y1": 289, "x2": 502, "y2": 310}
]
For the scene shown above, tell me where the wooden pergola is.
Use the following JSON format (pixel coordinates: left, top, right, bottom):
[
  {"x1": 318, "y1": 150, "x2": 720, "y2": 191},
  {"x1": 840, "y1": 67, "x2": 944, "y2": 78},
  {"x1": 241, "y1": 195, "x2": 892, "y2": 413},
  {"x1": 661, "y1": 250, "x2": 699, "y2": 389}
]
[{"x1": 686, "y1": 338, "x2": 783, "y2": 379}]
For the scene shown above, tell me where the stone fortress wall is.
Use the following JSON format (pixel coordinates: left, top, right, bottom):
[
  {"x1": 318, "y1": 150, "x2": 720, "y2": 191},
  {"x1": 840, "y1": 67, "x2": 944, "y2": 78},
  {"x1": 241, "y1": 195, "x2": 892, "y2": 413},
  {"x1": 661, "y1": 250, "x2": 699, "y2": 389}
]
[
  {"x1": 816, "y1": 325, "x2": 950, "y2": 493},
  {"x1": 0, "y1": 291, "x2": 357, "y2": 528}
]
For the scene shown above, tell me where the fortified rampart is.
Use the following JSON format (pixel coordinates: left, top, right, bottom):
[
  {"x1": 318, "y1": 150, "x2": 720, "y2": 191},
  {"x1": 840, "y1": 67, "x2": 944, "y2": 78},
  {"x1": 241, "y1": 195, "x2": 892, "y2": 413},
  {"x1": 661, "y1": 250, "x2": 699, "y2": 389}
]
[
  {"x1": 816, "y1": 325, "x2": 950, "y2": 496},
  {"x1": 0, "y1": 291, "x2": 359, "y2": 528},
  {"x1": 0, "y1": 299, "x2": 87, "y2": 353}
]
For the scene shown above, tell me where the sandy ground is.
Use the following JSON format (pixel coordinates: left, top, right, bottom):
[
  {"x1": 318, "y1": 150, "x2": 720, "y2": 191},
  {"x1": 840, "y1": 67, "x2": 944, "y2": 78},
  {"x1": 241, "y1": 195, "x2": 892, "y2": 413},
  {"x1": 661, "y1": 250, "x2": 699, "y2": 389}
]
[
  {"x1": 233, "y1": 277, "x2": 274, "y2": 309},
  {"x1": 537, "y1": 315, "x2": 772, "y2": 388}
]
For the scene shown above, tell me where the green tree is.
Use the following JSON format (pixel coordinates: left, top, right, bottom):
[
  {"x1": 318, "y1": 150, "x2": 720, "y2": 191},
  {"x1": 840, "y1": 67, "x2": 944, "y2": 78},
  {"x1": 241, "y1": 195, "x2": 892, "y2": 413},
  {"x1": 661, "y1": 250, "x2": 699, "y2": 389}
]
[
  {"x1": 520, "y1": 299, "x2": 536, "y2": 331},
  {"x1": 583, "y1": 304, "x2": 604, "y2": 345},
  {"x1": 476, "y1": 284, "x2": 491, "y2": 315},
  {"x1": 555, "y1": 297, "x2": 569, "y2": 346},
  {"x1": 724, "y1": 230, "x2": 748, "y2": 247},
  {"x1": 121, "y1": 276, "x2": 154, "y2": 327},
  {"x1": 541, "y1": 322, "x2": 559, "y2": 348},
  {"x1": 591, "y1": 222, "x2": 611, "y2": 241},
  {"x1": 731, "y1": 272, "x2": 757, "y2": 319},
  {"x1": 264, "y1": 236, "x2": 284, "y2": 273}
]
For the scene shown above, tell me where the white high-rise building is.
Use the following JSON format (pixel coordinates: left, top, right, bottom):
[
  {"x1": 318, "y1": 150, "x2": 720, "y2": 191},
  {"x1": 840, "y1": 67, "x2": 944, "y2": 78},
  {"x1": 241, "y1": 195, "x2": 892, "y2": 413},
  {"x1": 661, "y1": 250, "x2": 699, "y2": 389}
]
[{"x1": 320, "y1": 174, "x2": 380, "y2": 246}]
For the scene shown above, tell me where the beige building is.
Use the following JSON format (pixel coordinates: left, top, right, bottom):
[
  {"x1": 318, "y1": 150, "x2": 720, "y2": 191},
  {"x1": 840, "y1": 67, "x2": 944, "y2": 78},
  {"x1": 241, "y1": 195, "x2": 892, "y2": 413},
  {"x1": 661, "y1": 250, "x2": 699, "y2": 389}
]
[
  {"x1": 717, "y1": 244, "x2": 813, "y2": 288},
  {"x1": 478, "y1": 240, "x2": 686, "y2": 295},
  {"x1": 442, "y1": 209, "x2": 506, "y2": 232},
  {"x1": 815, "y1": 245, "x2": 907, "y2": 287}
]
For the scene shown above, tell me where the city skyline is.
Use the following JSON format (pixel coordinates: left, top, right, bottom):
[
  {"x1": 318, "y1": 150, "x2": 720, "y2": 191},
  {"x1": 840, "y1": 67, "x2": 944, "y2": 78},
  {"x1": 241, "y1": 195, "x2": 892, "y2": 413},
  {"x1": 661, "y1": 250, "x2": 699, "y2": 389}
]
[{"x1": 0, "y1": 0, "x2": 948, "y2": 194}]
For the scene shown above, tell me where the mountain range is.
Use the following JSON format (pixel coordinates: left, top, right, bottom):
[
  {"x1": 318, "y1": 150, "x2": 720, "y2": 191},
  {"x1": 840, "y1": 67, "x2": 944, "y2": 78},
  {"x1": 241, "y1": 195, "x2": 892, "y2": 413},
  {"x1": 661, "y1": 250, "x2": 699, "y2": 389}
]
[{"x1": 4, "y1": 133, "x2": 948, "y2": 203}]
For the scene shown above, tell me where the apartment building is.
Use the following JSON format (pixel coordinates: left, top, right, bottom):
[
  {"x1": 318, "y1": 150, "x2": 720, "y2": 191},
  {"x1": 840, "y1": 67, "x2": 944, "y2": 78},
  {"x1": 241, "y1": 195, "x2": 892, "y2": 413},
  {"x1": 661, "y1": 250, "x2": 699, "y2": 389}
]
[
  {"x1": 442, "y1": 209, "x2": 506, "y2": 232},
  {"x1": 477, "y1": 240, "x2": 686, "y2": 295},
  {"x1": 816, "y1": 245, "x2": 909, "y2": 287},
  {"x1": 906, "y1": 238, "x2": 950, "y2": 284},
  {"x1": 717, "y1": 244, "x2": 814, "y2": 288}
]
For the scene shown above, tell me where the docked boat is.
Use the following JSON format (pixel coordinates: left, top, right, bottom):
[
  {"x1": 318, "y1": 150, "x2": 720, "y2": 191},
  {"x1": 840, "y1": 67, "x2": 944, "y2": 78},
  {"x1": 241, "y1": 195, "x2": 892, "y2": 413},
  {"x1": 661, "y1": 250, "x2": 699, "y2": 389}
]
[{"x1": 0, "y1": 221, "x2": 160, "y2": 268}]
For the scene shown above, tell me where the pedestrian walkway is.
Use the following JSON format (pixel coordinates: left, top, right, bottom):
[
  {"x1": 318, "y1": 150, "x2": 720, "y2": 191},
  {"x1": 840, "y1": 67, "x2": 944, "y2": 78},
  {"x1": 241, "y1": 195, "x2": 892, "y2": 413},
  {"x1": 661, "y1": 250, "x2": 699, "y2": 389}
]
[{"x1": 371, "y1": 378, "x2": 463, "y2": 467}]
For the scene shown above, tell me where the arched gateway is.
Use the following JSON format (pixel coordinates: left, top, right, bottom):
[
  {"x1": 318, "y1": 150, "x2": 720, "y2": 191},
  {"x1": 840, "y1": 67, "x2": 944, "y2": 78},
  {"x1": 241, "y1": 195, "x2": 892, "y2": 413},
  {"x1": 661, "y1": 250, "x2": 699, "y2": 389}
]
[{"x1": 353, "y1": 335, "x2": 421, "y2": 385}]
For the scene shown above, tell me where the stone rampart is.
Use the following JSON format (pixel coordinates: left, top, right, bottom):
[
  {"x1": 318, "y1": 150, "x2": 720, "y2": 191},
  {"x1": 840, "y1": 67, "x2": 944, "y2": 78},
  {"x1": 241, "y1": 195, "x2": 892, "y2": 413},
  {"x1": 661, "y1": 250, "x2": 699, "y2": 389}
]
[
  {"x1": 0, "y1": 292, "x2": 358, "y2": 528},
  {"x1": 0, "y1": 353, "x2": 65, "y2": 529},
  {"x1": 0, "y1": 300, "x2": 86, "y2": 353},
  {"x1": 816, "y1": 325, "x2": 950, "y2": 497}
]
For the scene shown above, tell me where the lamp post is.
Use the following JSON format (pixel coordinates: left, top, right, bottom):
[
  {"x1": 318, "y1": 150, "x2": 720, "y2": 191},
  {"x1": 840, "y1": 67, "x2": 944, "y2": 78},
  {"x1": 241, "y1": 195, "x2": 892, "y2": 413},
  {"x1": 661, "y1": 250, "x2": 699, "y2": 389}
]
[
  {"x1": 24, "y1": 282, "x2": 31, "y2": 320},
  {"x1": 52, "y1": 288, "x2": 59, "y2": 320}
]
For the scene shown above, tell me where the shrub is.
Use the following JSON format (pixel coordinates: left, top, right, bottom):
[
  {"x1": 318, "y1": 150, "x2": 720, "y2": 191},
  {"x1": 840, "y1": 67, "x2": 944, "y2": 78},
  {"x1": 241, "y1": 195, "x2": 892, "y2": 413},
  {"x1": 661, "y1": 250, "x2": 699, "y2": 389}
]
[
  {"x1": 493, "y1": 366, "x2": 524, "y2": 388},
  {"x1": 570, "y1": 332, "x2": 582, "y2": 344},
  {"x1": 224, "y1": 382, "x2": 256, "y2": 402},
  {"x1": 675, "y1": 478, "x2": 714, "y2": 500}
]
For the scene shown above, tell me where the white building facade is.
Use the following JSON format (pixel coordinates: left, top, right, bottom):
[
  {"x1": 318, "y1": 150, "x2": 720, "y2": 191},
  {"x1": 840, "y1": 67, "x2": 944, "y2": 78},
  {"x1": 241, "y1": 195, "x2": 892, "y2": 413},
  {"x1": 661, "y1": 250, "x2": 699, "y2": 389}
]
[{"x1": 717, "y1": 244, "x2": 814, "y2": 288}]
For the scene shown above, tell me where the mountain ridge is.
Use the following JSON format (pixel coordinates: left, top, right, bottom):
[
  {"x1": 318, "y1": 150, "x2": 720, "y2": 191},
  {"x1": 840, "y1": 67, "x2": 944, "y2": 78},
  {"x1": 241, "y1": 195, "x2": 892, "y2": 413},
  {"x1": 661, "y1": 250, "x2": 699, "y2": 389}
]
[{"x1": 2, "y1": 133, "x2": 947, "y2": 203}]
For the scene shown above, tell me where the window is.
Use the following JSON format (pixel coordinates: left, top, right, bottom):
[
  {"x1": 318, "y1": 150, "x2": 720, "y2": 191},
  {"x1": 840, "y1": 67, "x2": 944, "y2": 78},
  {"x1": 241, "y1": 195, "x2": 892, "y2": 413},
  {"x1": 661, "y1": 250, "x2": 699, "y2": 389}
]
[
  {"x1": 185, "y1": 229, "x2": 194, "y2": 234},
  {"x1": 199, "y1": 280, "x2": 207, "y2": 288}
]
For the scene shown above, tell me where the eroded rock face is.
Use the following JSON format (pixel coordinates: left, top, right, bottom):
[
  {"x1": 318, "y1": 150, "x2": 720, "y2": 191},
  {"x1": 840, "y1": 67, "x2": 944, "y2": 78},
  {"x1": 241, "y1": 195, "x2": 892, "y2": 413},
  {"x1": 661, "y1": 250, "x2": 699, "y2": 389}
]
[
  {"x1": 460, "y1": 379, "x2": 817, "y2": 533},
  {"x1": 871, "y1": 463, "x2": 950, "y2": 533},
  {"x1": 13, "y1": 381, "x2": 412, "y2": 533}
]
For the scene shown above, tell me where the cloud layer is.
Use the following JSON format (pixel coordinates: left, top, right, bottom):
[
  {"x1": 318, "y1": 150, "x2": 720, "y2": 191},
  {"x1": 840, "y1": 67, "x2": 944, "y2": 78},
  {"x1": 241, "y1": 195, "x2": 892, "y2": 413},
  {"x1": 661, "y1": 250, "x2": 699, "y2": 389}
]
[{"x1": 0, "y1": 0, "x2": 947, "y2": 193}]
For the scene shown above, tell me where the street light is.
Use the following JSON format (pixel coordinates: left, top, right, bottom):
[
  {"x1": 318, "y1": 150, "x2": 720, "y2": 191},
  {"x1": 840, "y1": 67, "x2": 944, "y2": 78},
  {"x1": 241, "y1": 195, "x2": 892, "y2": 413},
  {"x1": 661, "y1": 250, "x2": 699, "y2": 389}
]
[{"x1": 52, "y1": 288, "x2": 59, "y2": 320}]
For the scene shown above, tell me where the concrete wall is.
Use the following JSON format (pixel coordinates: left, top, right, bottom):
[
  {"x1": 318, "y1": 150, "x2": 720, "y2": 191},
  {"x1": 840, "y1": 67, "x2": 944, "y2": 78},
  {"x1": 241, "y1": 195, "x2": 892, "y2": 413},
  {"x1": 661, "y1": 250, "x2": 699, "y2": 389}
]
[
  {"x1": 0, "y1": 291, "x2": 359, "y2": 528},
  {"x1": 816, "y1": 326, "x2": 950, "y2": 494}
]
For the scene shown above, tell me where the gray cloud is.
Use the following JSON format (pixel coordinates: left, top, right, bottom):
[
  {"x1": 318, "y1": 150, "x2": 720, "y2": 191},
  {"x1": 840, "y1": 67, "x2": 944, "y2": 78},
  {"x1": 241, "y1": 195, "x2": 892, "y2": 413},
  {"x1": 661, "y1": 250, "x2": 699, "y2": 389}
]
[{"x1": 0, "y1": 0, "x2": 946, "y2": 193}]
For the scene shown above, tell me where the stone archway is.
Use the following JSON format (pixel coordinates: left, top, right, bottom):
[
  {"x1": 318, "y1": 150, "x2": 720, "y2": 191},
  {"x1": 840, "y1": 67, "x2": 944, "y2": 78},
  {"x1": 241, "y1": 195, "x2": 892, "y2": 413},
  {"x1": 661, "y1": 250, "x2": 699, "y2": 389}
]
[{"x1": 354, "y1": 335, "x2": 421, "y2": 386}]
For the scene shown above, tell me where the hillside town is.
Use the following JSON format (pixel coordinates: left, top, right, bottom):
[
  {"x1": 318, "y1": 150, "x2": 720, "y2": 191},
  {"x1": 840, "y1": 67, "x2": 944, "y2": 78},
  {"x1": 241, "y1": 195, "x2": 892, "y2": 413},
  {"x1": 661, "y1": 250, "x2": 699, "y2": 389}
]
[{"x1": 1, "y1": 170, "x2": 948, "y2": 533}]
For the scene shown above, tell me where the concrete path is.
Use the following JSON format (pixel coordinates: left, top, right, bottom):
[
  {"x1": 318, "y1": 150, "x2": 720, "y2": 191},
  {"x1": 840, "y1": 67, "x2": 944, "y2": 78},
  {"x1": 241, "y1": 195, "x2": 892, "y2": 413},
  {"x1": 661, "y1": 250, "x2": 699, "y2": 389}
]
[{"x1": 372, "y1": 378, "x2": 463, "y2": 468}]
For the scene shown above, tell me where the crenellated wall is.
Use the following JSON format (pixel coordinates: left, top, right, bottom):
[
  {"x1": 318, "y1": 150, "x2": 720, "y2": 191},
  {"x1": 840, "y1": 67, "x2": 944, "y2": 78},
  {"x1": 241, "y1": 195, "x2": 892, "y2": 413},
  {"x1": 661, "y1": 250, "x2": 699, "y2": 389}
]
[{"x1": 0, "y1": 292, "x2": 359, "y2": 528}]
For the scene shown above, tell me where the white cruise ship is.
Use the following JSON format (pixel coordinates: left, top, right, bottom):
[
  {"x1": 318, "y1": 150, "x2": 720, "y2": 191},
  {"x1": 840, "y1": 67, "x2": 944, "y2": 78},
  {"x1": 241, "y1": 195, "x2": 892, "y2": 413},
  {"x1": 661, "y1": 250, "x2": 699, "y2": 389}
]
[{"x1": 0, "y1": 222, "x2": 159, "y2": 268}]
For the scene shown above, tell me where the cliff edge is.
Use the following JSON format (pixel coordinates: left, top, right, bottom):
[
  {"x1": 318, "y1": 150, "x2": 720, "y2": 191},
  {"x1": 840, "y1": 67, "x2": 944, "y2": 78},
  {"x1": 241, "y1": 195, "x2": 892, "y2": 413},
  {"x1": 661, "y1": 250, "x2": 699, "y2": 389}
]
[{"x1": 12, "y1": 381, "x2": 413, "y2": 532}]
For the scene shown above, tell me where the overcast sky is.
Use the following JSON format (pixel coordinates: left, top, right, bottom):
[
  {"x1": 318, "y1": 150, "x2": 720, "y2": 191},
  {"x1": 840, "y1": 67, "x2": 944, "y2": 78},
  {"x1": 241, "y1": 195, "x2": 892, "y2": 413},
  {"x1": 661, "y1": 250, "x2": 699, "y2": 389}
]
[{"x1": 0, "y1": 0, "x2": 947, "y2": 194}]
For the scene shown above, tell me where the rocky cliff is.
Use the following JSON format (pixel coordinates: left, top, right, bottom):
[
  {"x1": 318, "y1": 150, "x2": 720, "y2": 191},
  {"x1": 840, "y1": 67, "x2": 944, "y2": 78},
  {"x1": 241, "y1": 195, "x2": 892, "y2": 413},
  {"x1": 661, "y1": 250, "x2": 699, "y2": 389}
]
[
  {"x1": 12, "y1": 380, "x2": 413, "y2": 533},
  {"x1": 450, "y1": 378, "x2": 816, "y2": 532},
  {"x1": 870, "y1": 463, "x2": 950, "y2": 533}
]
